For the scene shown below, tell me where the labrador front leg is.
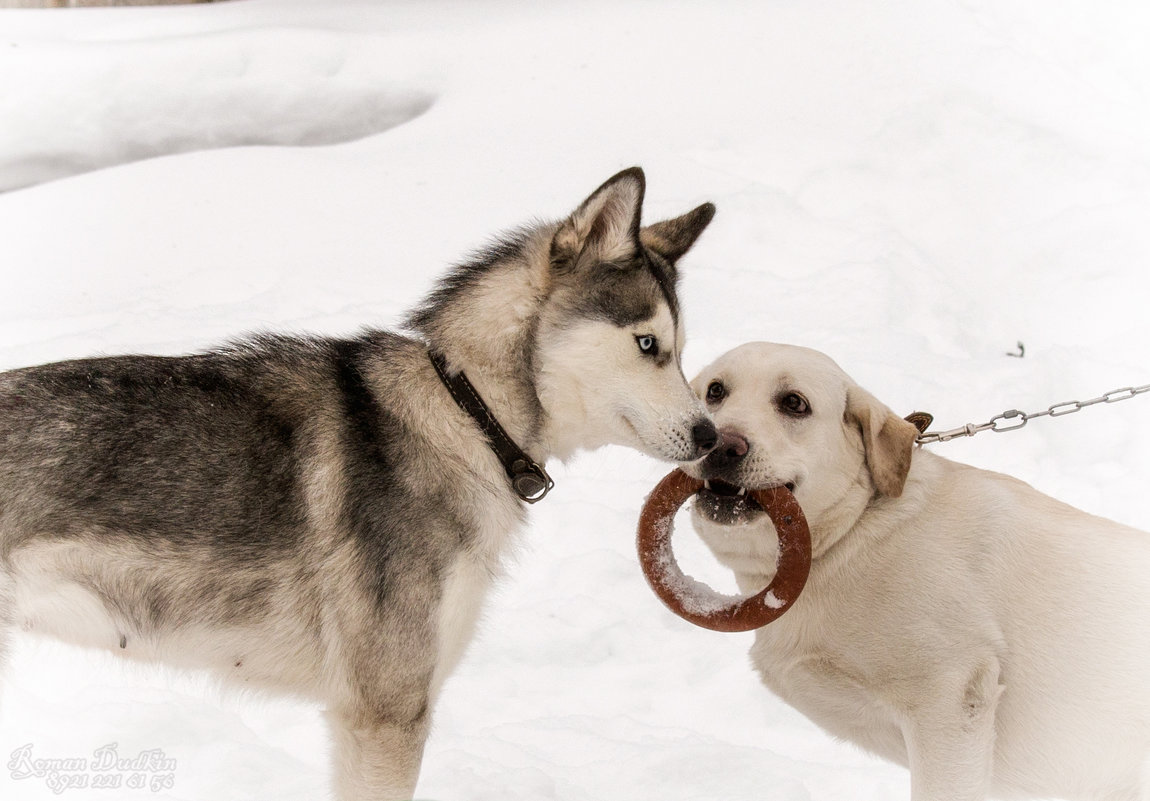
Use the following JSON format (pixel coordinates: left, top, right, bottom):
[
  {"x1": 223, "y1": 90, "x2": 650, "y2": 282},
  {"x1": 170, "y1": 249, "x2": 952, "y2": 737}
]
[{"x1": 902, "y1": 658, "x2": 1003, "y2": 801}]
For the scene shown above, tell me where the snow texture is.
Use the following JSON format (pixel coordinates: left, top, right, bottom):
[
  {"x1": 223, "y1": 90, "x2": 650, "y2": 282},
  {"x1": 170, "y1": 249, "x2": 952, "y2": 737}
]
[
  {"x1": 763, "y1": 591, "x2": 786, "y2": 611},
  {"x1": 3, "y1": 2, "x2": 1150, "y2": 800},
  {"x1": 651, "y1": 533, "x2": 744, "y2": 618}
]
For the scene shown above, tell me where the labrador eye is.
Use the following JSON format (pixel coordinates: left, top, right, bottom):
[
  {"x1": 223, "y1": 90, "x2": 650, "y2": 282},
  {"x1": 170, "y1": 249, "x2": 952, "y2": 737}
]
[
  {"x1": 779, "y1": 392, "x2": 811, "y2": 417},
  {"x1": 705, "y1": 380, "x2": 726, "y2": 404},
  {"x1": 636, "y1": 335, "x2": 659, "y2": 357}
]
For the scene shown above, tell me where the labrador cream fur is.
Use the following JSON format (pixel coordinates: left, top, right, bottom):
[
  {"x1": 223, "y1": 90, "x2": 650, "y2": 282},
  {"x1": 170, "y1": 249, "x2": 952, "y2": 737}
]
[{"x1": 685, "y1": 342, "x2": 1150, "y2": 801}]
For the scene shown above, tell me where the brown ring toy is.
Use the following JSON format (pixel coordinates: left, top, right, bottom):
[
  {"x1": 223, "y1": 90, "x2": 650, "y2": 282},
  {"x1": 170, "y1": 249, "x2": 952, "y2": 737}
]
[{"x1": 637, "y1": 469, "x2": 812, "y2": 632}]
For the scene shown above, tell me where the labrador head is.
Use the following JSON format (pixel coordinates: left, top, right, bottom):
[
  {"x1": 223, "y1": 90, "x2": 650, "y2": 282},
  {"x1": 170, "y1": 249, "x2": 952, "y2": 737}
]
[{"x1": 682, "y1": 342, "x2": 919, "y2": 533}]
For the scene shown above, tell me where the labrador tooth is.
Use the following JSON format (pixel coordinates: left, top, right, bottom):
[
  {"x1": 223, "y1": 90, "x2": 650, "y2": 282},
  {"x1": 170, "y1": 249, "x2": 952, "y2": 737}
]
[
  {"x1": 704, "y1": 480, "x2": 712, "y2": 491},
  {"x1": 736, "y1": 487, "x2": 747, "y2": 497}
]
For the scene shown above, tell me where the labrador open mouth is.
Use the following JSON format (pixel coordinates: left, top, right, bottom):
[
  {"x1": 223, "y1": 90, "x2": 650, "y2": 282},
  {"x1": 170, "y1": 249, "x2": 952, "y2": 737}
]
[{"x1": 696, "y1": 478, "x2": 796, "y2": 525}]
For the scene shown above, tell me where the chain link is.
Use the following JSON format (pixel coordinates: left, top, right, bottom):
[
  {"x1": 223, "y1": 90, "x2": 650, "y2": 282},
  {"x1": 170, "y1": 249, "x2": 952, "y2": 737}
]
[{"x1": 916, "y1": 384, "x2": 1150, "y2": 445}]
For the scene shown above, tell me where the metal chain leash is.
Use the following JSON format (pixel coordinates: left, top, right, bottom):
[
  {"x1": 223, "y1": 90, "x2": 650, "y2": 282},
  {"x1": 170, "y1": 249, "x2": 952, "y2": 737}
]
[{"x1": 916, "y1": 384, "x2": 1150, "y2": 445}]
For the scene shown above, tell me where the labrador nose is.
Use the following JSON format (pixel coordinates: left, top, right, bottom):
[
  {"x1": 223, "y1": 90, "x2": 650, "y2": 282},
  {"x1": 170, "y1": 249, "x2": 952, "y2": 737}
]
[
  {"x1": 705, "y1": 430, "x2": 749, "y2": 470},
  {"x1": 691, "y1": 419, "x2": 719, "y2": 457}
]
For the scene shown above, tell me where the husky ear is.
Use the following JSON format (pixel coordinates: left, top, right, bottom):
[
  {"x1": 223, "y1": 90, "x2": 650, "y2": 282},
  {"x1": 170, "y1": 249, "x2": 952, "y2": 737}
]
[
  {"x1": 845, "y1": 385, "x2": 918, "y2": 498},
  {"x1": 640, "y1": 202, "x2": 716, "y2": 264},
  {"x1": 550, "y1": 167, "x2": 645, "y2": 271}
]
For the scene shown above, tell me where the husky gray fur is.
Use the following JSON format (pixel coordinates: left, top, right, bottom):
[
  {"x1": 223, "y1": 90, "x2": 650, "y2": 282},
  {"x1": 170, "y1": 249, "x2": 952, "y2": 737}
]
[{"x1": 0, "y1": 168, "x2": 717, "y2": 800}]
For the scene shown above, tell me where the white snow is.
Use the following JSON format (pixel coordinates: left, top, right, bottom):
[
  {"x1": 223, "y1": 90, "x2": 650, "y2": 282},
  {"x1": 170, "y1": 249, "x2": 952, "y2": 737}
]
[
  {"x1": 0, "y1": 27, "x2": 438, "y2": 192},
  {"x1": 652, "y1": 535, "x2": 744, "y2": 618},
  {"x1": 763, "y1": 591, "x2": 786, "y2": 611},
  {"x1": 3, "y1": 2, "x2": 1150, "y2": 800}
]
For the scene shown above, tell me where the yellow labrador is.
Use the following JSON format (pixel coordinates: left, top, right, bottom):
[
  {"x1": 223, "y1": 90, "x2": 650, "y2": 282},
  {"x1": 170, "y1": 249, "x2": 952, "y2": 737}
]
[{"x1": 684, "y1": 342, "x2": 1150, "y2": 801}]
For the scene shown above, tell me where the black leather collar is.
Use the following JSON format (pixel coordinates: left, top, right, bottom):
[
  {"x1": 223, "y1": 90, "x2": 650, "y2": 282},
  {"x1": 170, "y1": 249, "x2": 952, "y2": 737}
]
[{"x1": 428, "y1": 350, "x2": 554, "y2": 504}]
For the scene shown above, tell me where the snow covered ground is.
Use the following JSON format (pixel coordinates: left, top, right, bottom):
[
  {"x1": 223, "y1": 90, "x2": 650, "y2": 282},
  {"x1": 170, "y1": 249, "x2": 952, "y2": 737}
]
[{"x1": 2, "y1": 1, "x2": 1150, "y2": 799}]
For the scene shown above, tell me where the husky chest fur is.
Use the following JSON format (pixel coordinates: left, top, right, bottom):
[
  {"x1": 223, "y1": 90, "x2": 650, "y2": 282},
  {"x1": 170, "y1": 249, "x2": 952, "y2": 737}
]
[{"x1": 0, "y1": 168, "x2": 718, "y2": 801}]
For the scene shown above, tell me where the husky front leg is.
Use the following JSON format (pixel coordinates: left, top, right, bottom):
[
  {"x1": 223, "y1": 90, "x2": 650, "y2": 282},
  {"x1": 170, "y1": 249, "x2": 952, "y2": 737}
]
[
  {"x1": 328, "y1": 696, "x2": 430, "y2": 801},
  {"x1": 324, "y1": 610, "x2": 437, "y2": 801},
  {"x1": 323, "y1": 590, "x2": 441, "y2": 801},
  {"x1": 901, "y1": 658, "x2": 1003, "y2": 801},
  {"x1": 0, "y1": 569, "x2": 12, "y2": 709}
]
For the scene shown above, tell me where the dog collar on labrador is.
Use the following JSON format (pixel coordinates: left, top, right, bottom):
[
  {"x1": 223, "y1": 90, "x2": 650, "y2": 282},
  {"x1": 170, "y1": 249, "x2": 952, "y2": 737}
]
[{"x1": 428, "y1": 350, "x2": 554, "y2": 504}]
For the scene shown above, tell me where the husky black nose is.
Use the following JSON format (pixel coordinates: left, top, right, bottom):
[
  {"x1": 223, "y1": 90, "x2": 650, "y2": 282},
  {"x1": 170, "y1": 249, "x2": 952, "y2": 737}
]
[
  {"x1": 691, "y1": 419, "x2": 719, "y2": 456},
  {"x1": 704, "y1": 430, "x2": 748, "y2": 470}
]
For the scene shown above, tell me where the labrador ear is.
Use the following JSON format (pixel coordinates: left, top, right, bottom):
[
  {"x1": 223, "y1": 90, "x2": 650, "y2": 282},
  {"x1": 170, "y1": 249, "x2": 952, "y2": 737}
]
[
  {"x1": 845, "y1": 385, "x2": 918, "y2": 497},
  {"x1": 551, "y1": 167, "x2": 645, "y2": 272},
  {"x1": 640, "y1": 202, "x2": 716, "y2": 265}
]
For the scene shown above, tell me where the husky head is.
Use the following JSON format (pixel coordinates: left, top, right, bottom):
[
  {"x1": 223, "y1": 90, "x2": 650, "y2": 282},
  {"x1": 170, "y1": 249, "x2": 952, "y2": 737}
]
[
  {"x1": 407, "y1": 168, "x2": 717, "y2": 465},
  {"x1": 532, "y1": 168, "x2": 717, "y2": 462}
]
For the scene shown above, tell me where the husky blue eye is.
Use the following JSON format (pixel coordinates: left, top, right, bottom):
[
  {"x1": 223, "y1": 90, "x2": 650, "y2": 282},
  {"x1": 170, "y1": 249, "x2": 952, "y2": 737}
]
[{"x1": 636, "y1": 335, "x2": 658, "y2": 356}]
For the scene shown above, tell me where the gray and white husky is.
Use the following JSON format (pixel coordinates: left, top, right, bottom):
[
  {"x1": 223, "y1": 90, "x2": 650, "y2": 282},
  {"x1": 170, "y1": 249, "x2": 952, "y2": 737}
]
[{"x1": 0, "y1": 168, "x2": 717, "y2": 800}]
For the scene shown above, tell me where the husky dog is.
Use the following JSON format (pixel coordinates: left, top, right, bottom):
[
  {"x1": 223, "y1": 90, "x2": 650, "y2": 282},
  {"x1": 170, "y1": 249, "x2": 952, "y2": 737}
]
[
  {"x1": 0, "y1": 168, "x2": 718, "y2": 800},
  {"x1": 686, "y1": 342, "x2": 1150, "y2": 801}
]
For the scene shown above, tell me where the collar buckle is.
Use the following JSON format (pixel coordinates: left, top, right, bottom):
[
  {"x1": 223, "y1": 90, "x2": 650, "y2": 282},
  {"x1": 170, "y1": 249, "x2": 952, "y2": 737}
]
[{"x1": 510, "y1": 459, "x2": 554, "y2": 504}]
